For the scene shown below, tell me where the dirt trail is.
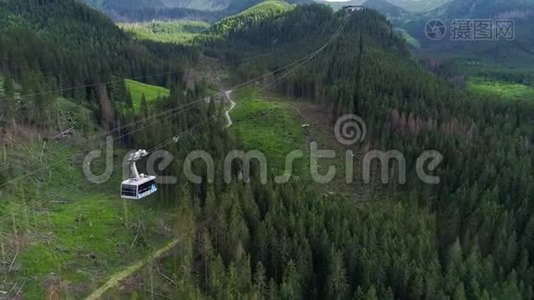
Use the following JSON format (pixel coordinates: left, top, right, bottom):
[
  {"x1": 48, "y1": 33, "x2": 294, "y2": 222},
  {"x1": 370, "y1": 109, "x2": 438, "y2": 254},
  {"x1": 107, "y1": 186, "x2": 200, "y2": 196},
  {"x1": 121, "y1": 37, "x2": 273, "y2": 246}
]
[
  {"x1": 223, "y1": 90, "x2": 236, "y2": 128},
  {"x1": 85, "y1": 238, "x2": 180, "y2": 300}
]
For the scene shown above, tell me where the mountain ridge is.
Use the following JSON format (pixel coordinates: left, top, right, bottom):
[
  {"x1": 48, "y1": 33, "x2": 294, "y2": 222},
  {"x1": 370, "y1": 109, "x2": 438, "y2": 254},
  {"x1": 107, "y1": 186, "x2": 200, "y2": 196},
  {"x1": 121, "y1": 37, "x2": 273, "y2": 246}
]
[
  {"x1": 81, "y1": 0, "x2": 312, "y2": 21},
  {"x1": 313, "y1": 0, "x2": 451, "y2": 12},
  {"x1": 362, "y1": 0, "x2": 407, "y2": 17},
  {"x1": 402, "y1": 0, "x2": 534, "y2": 71}
]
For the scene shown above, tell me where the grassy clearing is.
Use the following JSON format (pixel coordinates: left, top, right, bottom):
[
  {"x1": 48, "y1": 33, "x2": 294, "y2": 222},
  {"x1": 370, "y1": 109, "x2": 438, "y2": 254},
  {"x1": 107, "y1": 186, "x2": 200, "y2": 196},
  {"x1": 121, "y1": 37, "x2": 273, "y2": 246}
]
[
  {"x1": 0, "y1": 140, "x2": 175, "y2": 298},
  {"x1": 230, "y1": 87, "x2": 306, "y2": 172},
  {"x1": 119, "y1": 20, "x2": 210, "y2": 44},
  {"x1": 18, "y1": 194, "x2": 170, "y2": 298},
  {"x1": 229, "y1": 87, "x2": 361, "y2": 193},
  {"x1": 124, "y1": 79, "x2": 170, "y2": 110},
  {"x1": 467, "y1": 78, "x2": 534, "y2": 101}
]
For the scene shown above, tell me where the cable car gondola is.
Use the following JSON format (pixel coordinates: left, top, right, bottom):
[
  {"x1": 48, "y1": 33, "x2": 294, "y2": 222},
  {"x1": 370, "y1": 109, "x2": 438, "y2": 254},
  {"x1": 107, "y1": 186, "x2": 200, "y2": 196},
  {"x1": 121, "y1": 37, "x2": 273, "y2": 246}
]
[{"x1": 121, "y1": 150, "x2": 157, "y2": 200}]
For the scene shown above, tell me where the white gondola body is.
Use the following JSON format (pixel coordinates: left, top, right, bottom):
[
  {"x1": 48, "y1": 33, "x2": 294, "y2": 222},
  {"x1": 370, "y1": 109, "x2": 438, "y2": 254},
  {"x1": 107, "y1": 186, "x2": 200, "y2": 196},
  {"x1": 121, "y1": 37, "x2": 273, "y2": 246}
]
[
  {"x1": 121, "y1": 175, "x2": 157, "y2": 200},
  {"x1": 121, "y1": 149, "x2": 158, "y2": 200}
]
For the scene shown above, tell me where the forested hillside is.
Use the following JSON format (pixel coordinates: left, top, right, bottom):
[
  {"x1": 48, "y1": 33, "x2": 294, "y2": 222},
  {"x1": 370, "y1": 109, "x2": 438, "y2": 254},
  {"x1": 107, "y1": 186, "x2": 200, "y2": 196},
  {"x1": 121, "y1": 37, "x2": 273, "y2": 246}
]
[
  {"x1": 169, "y1": 6, "x2": 534, "y2": 299},
  {"x1": 0, "y1": 0, "x2": 199, "y2": 129},
  {"x1": 2, "y1": 0, "x2": 534, "y2": 299},
  {"x1": 202, "y1": 0, "x2": 294, "y2": 39},
  {"x1": 0, "y1": 0, "x2": 211, "y2": 296}
]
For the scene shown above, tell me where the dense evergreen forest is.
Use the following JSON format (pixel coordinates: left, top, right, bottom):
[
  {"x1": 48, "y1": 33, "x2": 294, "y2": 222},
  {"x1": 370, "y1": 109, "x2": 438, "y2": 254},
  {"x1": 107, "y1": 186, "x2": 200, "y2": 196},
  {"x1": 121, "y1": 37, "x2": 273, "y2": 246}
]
[
  {"x1": 0, "y1": 0, "x2": 198, "y2": 130},
  {"x1": 195, "y1": 5, "x2": 534, "y2": 299},
  {"x1": 1, "y1": 0, "x2": 534, "y2": 298}
]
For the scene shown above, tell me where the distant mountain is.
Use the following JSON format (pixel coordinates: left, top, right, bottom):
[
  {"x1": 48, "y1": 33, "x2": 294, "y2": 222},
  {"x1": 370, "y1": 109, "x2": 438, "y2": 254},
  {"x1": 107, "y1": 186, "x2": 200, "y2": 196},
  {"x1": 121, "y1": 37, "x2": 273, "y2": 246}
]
[
  {"x1": 313, "y1": 0, "x2": 450, "y2": 12},
  {"x1": 84, "y1": 0, "x2": 227, "y2": 12},
  {"x1": 387, "y1": 0, "x2": 450, "y2": 12},
  {"x1": 160, "y1": 0, "x2": 230, "y2": 11},
  {"x1": 313, "y1": 0, "x2": 364, "y2": 10},
  {"x1": 85, "y1": 0, "x2": 199, "y2": 10},
  {"x1": 409, "y1": 0, "x2": 534, "y2": 41},
  {"x1": 205, "y1": 0, "x2": 294, "y2": 36},
  {"x1": 226, "y1": 0, "x2": 312, "y2": 12},
  {"x1": 435, "y1": 0, "x2": 534, "y2": 18},
  {"x1": 363, "y1": 0, "x2": 407, "y2": 17},
  {"x1": 402, "y1": 0, "x2": 534, "y2": 68},
  {"x1": 82, "y1": 0, "x2": 313, "y2": 21}
]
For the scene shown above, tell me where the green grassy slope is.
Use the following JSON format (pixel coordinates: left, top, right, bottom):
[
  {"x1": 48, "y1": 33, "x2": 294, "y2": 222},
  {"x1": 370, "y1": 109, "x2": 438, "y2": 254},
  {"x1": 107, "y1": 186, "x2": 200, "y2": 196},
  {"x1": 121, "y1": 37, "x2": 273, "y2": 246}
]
[
  {"x1": 125, "y1": 79, "x2": 170, "y2": 109},
  {"x1": 119, "y1": 20, "x2": 210, "y2": 44},
  {"x1": 468, "y1": 77, "x2": 534, "y2": 101},
  {"x1": 1, "y1": 142, "x2": 175, "y2": 298},
  {"x1": 0, "y1": 1, "x2": 188, "y2": 298},
  {"x1": 205, "y1": 0, "x2": 294, "y2": 37},
  {"x1": 230, "y1": 87, "x2": 305, "y2": 171},
  {"x1": 241, "y1": 0, "x2": 294, "y2": 12}
]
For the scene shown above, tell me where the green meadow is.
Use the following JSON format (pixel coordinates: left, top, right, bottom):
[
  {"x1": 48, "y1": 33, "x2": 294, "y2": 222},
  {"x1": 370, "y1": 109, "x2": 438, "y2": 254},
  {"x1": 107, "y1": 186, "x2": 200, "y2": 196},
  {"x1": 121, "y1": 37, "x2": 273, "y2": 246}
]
[
  {"x1": 230, "y1": 87, "x2": 306, "y2": 172},
  {"x1": 1, "y1": 141, "x2": 174, "y2": 298},
  {"x1": 467, "y1": 78, "x2": 534, "y2": 101},
  {"x1": 119, "y1": 20, "x2": 210, "y2": 44},
  {"x1": 125, "y1": 79, "x2": 170, "y2": 110}
]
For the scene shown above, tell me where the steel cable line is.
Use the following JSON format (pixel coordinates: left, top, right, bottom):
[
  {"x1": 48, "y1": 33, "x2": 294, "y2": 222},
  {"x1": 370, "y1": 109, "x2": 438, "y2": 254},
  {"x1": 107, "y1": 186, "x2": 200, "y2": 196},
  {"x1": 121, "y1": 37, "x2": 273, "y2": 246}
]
[
  {"x1": 1, "y1": 111, "x2": 220, "y2": 232},
  {"x1": 0, "y1": 35, "x2": 326, "y2": 173},
  {"x1": 153, "y1": 16, "x2": 350, "y2": 156},
  {"x1": 0, "y1": 102, "x2": 205, "y2": 190},
  {"x1": 0, "y1": 45, "x2": 308, "y2": 172},
  {"x1": 0, "y1": 19, "x2": 349, "y2": 236},
  {"x1": 1, "y1": 35, "x2": 343, "y2": 216},
  {"x1": 0, "y1": 15, "x2": 348, "y2": 191},
  {"x1": 0, "y1": 116, "x2": 220, "y2": 232},
  {"x1": 0, "y1": 14, "x2": 349, "y2": 173},
  {"x1": 144, "y1": 16, "x2": 350, "y2": 154},
  {"x1": 18, "y1": 48, "x2": 285, "y2": 99},
  {"x1": 0, "y1": 14, "x2": 352, "y2": 242},
  {"x1": 0, "y1": 60, "x2": 288, "y2": 218},
  {"x1": 0, "y1": 98, "x2": 208, "y2": 173}
]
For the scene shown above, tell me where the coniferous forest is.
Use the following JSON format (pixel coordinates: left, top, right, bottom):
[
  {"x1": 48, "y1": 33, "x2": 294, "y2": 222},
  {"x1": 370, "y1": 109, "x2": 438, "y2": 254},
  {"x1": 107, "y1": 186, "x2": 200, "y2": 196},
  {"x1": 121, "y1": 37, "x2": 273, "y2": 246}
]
[{"x1": 1, "y1": 0, "x2": 534, "y2": 299}]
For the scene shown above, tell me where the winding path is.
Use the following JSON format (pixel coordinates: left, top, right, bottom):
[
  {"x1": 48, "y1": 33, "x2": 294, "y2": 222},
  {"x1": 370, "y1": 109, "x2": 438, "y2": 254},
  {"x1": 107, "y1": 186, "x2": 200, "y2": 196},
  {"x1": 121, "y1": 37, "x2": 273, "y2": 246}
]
[
  {"x1": 85, "y1": 239, "x2": 180, "y2": 300},
  {"x1": 223, "y1": 90, "x2": 236, "y2": 128}
]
